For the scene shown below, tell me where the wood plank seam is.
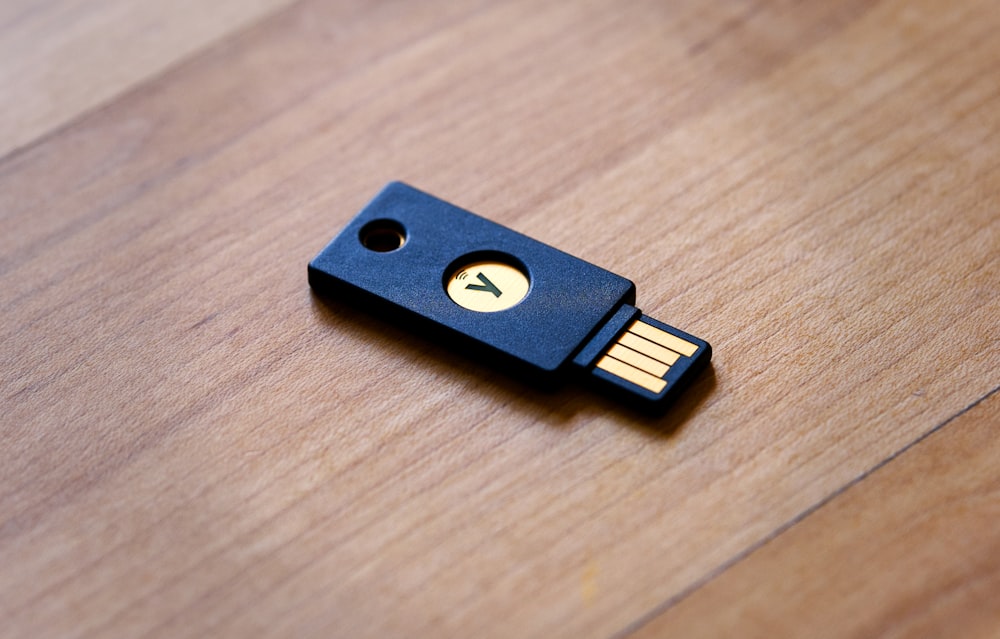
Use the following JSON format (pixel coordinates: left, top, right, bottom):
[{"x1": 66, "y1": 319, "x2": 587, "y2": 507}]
[
  {"x1": 611, "y1": 383, "x2": 1000, "y2": 639},
  {"x1": 0, "y1": 0, "x2": 503, "y2": 168},
  {"x1": 0, "y1": 0, "x2": 304, "y2": 162}
]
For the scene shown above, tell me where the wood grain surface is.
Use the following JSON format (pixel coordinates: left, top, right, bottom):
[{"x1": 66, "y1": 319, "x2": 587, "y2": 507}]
[
  {"x1": 2, "y1": 1, "x2": 997, "y2": 637},
  {"x1": 0, "y1": 0, "x2": 298, "y2": 157},
  {"x1": 631, "y1": 390, "x2": 1000, "y2": 638}
]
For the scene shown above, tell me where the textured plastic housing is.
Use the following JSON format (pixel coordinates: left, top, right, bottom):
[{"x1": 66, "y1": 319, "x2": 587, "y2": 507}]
[{"x1": 308, "y1": 182, "x2": 635, "y2": 373}]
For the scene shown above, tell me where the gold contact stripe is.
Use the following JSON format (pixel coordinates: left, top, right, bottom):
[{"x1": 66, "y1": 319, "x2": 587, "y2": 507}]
[
  {"x1": 607, "y1": 344, "x2": 669, "y2": 378},
  {"x1": 596, "y1": 356, "x2": 667, "y2": 394},
  {"x1": 629, "y1": 320, "x2": 699, "y2": 357},
  {"x1": 619, "y1": 332, "x2": 680, "y2": 366}
]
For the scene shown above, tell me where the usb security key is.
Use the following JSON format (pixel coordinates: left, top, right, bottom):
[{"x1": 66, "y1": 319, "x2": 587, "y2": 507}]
[{"x1": 308, "y1": 182, "x2": 712, "y2": 412}]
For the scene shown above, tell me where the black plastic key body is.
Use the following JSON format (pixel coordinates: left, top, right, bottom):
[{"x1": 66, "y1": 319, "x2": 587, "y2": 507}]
[{"x1": 308, "y1": 182, "x2": 711, "y2": 411}]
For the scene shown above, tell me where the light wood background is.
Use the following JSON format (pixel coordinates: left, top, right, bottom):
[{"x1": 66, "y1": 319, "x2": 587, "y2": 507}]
[{"x1": 2, "y1": 1, "x2": 997, "y2": 637}]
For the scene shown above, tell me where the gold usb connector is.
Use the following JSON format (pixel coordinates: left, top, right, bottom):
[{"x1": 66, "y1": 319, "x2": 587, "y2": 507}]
[
  {"x1": 573, "y1": 305, "x2": 711, "y2": 410},
  {"x1": 596, "y1": 318, "x2": 703, "y2": 393}
]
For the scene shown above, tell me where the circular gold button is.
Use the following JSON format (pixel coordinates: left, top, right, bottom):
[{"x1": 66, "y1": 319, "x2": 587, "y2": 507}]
[{"x1": 446, "y1": 260, "x2": 530, "y2": 312}]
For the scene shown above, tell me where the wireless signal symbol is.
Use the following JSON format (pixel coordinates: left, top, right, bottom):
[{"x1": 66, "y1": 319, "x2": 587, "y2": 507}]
[{"x1": 456, "y1": 270, "x2": 469, "y2": 281}]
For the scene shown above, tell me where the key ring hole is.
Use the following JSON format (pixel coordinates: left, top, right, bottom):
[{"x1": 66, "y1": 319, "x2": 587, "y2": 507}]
[{"x1": 359, "y1": 219, "x2": 407, "y2": 252}]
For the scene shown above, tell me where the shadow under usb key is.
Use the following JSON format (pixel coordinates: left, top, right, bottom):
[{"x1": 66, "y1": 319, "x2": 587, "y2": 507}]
[{"x1": 310, "y1": 293, "x2": 715, "y2": 437}]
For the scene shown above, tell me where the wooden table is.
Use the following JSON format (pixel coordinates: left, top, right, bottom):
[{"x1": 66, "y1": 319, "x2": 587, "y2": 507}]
[{"x1": 3, "y1": 1, "x2": 998, "y2": 637}]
